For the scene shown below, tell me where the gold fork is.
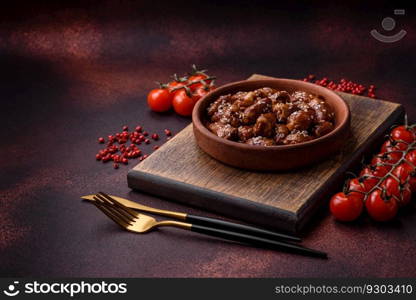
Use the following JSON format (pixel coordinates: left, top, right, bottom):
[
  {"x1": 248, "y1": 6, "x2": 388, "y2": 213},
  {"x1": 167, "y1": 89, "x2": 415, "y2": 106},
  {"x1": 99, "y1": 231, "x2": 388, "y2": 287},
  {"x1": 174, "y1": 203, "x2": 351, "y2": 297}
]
[
  {"x1": 93, "y1": 193, "x2": 191, "y2": 233},
  {"x1": 92, "y1": 193, "x2": 327, "y2": 258}
]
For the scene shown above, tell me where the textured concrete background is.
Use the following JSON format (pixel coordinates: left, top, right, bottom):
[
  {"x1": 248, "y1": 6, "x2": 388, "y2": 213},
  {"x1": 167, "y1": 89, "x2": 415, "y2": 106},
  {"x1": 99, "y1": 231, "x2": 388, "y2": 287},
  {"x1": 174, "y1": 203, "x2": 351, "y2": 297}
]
[{"x1": 1, "y1": 1, "x2": 415, "y2": 277}]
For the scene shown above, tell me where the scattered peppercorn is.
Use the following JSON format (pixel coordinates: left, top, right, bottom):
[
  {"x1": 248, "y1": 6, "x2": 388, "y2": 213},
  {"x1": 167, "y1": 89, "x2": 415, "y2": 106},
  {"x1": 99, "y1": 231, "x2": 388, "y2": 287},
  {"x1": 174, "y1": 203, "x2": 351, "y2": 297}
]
[
  {"x1": 302, "y1": 74, "x2": 377, "y2": 98},
  {"x1": 95, "y1": 126, "x2": 173, "y2": 169}
]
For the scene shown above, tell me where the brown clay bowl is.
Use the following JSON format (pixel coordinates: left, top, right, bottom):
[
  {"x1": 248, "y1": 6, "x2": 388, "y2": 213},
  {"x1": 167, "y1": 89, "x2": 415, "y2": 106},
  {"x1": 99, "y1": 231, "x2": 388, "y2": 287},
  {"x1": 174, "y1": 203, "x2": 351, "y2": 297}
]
[{"x1": 192, "y1": 78, "x2": 350, "y2": 171}]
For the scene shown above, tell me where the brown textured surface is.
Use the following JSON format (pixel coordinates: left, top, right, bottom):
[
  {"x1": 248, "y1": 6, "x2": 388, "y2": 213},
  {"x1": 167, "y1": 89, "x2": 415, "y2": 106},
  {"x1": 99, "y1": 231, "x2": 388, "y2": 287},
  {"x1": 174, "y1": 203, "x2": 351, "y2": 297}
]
[{"x1": 1, "y1": 1, "x2": 416, "y2": 277}]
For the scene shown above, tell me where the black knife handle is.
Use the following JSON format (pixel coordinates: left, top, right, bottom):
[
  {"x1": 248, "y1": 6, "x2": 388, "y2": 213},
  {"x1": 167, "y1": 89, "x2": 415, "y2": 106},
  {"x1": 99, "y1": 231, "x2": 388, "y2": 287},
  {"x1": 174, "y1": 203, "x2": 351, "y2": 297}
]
[
  {"x1": 186, "y1": 214, "x2": 300, "y2": 242},
  {"x1": 190, "y1": 224, "x2": 326, "y2": 259}
]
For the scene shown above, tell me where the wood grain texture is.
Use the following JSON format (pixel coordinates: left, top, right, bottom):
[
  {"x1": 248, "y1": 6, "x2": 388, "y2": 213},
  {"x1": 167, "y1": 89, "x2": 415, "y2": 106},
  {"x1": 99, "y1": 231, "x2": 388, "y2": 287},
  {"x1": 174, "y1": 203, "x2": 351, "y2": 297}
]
[{"x1": 128, "y1": 74, "x2": 404, "y2": 232}]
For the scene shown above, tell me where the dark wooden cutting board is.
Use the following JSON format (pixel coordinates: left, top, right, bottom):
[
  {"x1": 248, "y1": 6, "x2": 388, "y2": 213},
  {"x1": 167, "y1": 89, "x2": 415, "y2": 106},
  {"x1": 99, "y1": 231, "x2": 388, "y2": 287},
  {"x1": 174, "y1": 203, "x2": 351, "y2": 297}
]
[{"x1": 127, "y1": 74, "x2": 404, "y2": 233}]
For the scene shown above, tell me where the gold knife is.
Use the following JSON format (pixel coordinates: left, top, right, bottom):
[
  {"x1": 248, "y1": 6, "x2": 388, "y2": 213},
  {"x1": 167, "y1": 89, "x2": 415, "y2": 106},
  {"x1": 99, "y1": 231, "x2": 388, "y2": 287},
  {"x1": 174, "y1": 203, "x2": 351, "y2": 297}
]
[
  {"x1": 81, "y1": 194, "x2": 301, "y2": 242},
  {"x1": 81, "y1": 194, "x2": 187, "y2": 220}
]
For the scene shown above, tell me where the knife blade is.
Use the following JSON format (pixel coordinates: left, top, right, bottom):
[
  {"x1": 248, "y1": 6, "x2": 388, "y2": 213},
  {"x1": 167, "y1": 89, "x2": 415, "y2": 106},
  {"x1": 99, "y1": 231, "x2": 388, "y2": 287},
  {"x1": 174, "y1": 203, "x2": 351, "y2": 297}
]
[{"x1": 81, "y1": 194, "x2": 187, "y2": 220}]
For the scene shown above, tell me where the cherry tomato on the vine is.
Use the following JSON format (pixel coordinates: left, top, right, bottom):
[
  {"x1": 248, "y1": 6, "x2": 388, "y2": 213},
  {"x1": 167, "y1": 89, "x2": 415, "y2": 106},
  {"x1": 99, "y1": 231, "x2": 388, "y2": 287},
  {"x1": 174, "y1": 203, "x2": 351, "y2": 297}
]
[
  {"x1": 331, "y1": 122, "x2": 416, "y2": 223},
  {"x1": 147, "y1": 88, "x2": 173, "y2": 112},
  {"x1": 392, "y1": 163, "x2": 413, "y2": 184},
  {"x1": 168, "y1": 80, "x2": 187, "y2": 90},
  {"x1": 408, "y1": 176, "x2": 416, "y2": 193},
  {"x1": 193, "y1": 86, "x2": 215, "y2": 100},
  {"x1": 399, "y1": 184, "x2": 412, "y2": 206},
  {"x1": 404, "y1": 150, "x2": 416, "y2": 191},
  {"x1": 371, "y1": 151, "x2": 402, "y2": 165},
  {"x1": 365, "y1": 189, "x2": 398, "y2": 221},
  {"x1": 188, "y1": 74, "x2": 211, "y2": 91},
  {"x1": 172, "y1": 90, "x2": 198, "y2": 116},
  {"x1": 330, "y1": 192, "x2": 363, "y2": 222},
  {"x1": 405, "y1": 149, "x2": 416, "y2": 166},
  {"x1": 347, "y1": 178, "x2": 369, "y2": 200},
  {"x1": 381, "y1": 176, "x2": 401, "y2": 198},
  {"x1": 382, "y1": 170, "x2": 412, "y2": 206},
  {"x1": 391, "y1": 125, "x2": 415, "y2": 143},
  {"x1": 381, "y1": 139, "x2": 408, "y2": 153},
  {"x1": 359, "y1": 165, "x2": 390, "y2": 190}
]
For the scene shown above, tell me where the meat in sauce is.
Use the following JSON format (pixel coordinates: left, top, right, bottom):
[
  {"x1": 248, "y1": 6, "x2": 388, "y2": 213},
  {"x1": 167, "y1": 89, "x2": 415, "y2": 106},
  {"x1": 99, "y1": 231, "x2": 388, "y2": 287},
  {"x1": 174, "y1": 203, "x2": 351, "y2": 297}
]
[{"x1": 206, "y1": 87, "x2": 335, "y2": 146}]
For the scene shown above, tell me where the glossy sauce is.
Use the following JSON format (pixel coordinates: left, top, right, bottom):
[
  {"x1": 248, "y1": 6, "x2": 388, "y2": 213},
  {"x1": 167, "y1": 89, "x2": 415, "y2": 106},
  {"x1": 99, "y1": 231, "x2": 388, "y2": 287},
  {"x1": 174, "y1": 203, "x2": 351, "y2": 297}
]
[{"x1": 206, "y1": 87, "x2": 335, "y2": 146}]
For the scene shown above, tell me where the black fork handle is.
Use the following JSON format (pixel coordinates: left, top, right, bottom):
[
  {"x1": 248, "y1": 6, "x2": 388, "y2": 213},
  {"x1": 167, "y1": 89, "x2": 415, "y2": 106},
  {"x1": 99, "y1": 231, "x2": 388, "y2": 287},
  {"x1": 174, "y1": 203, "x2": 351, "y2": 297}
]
[
  {"x1": 186, "y1": 214, "x2": 300, "y2": 242},
  {"x1": 190, "y1": 224, "x2": 327, "y2": 259}
]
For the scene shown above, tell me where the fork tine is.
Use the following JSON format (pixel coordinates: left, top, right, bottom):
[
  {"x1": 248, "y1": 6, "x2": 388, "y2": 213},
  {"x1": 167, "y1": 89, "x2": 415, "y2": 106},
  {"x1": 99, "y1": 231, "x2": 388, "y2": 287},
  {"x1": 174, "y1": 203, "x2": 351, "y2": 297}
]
[
  {"x1": 98, "y1": 192, "x2": 139, "y2": 219},
  {"x1": 95, "y1": 194, "x2": 137, "y2": 224},
  {"x1": 93, "y1": 196, "x2": 135, "y2": 225},
  {"x1": 92, "y1": 200, "x2": 130, "y2": 229}
]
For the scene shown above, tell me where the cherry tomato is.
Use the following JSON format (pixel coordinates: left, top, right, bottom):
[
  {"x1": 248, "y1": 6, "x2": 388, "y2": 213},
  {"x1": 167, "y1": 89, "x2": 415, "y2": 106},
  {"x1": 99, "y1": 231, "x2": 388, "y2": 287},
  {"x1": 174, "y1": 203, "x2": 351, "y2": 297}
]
[
  {"x1": 404, "y1": 150, "x2": 416, "y2": 191},
  {"x1": 347, "y1": 178, "x2": 368, "y2": 201},
  {"x1": 361, "y1": 164, "x2": 390, "y2": 177},
  {"x1": 399, "y1": 184, "x2": 412, "y2": 206},
  {"x1": 391, "y1": 125, "x2": 415, "y2": 143},
  {"x1": 392, "y1": 163, "x2": 413, "y2": 184},
  {"x1": 405, "y1": 149, "x2": 416, "y2": 166},
  {"x1": 366, "y1": 189, "x2": 398, "y2": 221},
  {"x1": 371, "y1": 151, "x2": 402, "y2": 165},
  {"x1": 409, "y1": 176, "x2": 416, "y2": 193},
  {"x1": 359, "y1": 165, "x2": 389, "y2": 190},
  {"x1": 381, "y1": 176, "x2": 401, "y2": 197},
  {"x1": 188, "y1": 74, "x2": 211, "y2": 90},
  {"x1": 381, "y1": 170, "x2": 412, "y2": 206},
  {"x1": 147, "y1": 88, "x2": 173, "y2": 112},
  {"x1": 168, "y1": 80, "x2": 187, "y2": 90},
  {"x1": 330, "y1": 192, "x2": 363, "y2": 222},
  {"x1": 380, "y1": 139, "x2": 407, "y2": 153},
  {"x1": 193, "y1": 86, "x2": 213, "y2": 100},
  {"x1": 172, "y1": 90, "x2": 197, "y2": 116}
]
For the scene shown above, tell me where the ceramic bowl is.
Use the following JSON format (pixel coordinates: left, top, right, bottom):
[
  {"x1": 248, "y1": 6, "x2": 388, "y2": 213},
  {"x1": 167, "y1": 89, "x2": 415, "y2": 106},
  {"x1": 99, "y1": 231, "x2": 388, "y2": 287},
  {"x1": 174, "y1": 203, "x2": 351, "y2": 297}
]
[{"x1": 192, "y1": 79, "x2": 350, "y2": 171}]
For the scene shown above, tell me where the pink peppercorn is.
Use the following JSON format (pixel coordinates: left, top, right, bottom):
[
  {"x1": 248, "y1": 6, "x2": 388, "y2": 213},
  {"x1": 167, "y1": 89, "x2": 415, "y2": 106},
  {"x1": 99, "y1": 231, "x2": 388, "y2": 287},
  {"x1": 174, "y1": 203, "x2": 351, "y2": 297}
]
[
  {"x1": 303, "y1": 74, "x2": 377, "y2": 98},
  {"x1": 96, "y1": 124, "x2": 172, "y2": 169}
]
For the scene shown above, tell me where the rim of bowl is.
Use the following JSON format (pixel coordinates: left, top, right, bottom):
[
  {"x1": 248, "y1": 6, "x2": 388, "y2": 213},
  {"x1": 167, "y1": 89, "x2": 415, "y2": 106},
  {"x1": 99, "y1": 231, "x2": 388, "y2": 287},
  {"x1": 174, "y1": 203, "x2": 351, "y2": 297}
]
[{"x1": 192, "y1": 78, "x2": 350, "y2": 151}]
